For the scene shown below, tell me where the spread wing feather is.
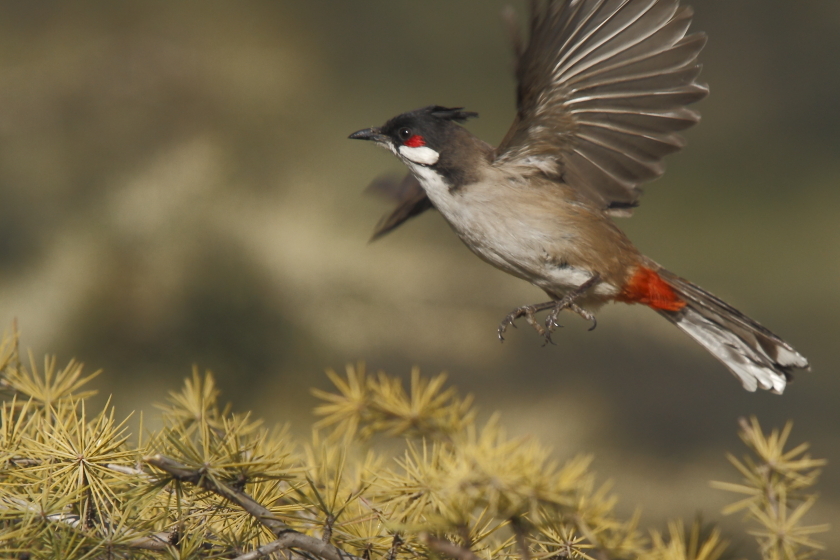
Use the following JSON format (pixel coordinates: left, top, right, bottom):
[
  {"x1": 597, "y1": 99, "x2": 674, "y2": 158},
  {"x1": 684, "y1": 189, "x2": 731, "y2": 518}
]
[
  {"x1": 366, "y1": 173, "x2": 433, "y2": 241},
  {"x1": 496, "y1": 0, "x2": 708, "y2": 216}
]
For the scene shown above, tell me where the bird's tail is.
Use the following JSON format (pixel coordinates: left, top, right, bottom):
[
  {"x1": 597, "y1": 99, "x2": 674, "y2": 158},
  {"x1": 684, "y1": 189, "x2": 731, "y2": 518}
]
[{"x1": 654, "y1": 269, "x2": 809, "y2": 394}]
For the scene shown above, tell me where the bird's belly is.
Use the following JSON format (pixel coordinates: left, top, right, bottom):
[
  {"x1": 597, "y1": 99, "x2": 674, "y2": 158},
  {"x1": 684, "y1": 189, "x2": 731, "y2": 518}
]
[
  {"x1": 464, "y1": 231, "x2": 589, "y2": 290},
  {"x1": 411, "y1": 166, "x2": 617, "y2": 299},
  {"x1": 446, "y1": 206, "x2": 589, "y2": 290},
  {"x1": 466, "y1": 236, "x2": 619, "y2": 305}
]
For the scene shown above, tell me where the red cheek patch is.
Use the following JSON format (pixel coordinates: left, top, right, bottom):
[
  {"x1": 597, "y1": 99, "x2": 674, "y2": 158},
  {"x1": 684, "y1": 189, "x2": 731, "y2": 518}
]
[{"x1": 404, "y1": 135, "x2": 426, "y2": 148}]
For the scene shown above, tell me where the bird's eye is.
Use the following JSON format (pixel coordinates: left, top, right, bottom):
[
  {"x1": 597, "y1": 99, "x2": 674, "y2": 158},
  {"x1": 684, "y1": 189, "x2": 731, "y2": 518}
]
[{"x1": 398, "y1": 127, "x2": 412, "y2": 141}]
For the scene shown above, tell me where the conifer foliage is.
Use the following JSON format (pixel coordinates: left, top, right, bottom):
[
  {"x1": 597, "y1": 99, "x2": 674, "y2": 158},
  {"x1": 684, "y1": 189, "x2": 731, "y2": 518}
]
[{"x1": 0, "y1": 330, "x2": 827, "y2": 559}]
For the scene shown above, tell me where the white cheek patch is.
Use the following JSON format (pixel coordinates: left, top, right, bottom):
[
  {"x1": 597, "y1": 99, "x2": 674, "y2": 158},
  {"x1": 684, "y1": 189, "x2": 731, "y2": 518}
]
[{"x1": 399, "y1": 145, "x2": 439, "y2": 166}]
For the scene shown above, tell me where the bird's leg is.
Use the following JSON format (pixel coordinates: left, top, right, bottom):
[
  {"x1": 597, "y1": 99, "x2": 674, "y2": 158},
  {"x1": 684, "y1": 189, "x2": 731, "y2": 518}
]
[
  {"x1": 544, "y1": 274, "x2": 601, "y2": 338},
  {"x1": 499, "y1": 274, "x2": 600, "y2": 342}
]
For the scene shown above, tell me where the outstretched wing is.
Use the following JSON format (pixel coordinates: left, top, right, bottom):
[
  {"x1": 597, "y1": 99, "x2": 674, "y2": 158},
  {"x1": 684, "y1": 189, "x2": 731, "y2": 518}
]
[
  {"x1": 366, "y1": 173, "x2": 434, "y2": 241},
  {"x1": 496, "y1": 0, "x2": 708, "y2": 216}
]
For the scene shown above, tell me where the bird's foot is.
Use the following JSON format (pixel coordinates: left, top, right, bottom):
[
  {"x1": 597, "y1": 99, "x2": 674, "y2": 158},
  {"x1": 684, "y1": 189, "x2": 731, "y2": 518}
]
[
  {"x1": 498, "y1": 301, "x2": 556, "y2": 341},
  {"x1": 499, "y1": 274, "x2": 601, "y2": 343},
  {"x1": 543, "y1": 300, "x2": 596, "y2": 341}
]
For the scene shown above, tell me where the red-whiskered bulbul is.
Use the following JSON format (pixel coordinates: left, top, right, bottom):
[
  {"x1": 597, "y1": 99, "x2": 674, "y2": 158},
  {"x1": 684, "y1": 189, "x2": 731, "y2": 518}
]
[{"x1": 349, "y1": 0, "x2": 809, "y2": 393}]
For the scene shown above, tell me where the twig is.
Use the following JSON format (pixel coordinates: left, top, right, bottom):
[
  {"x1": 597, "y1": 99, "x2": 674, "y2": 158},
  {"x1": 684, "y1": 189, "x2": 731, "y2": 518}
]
[
  {"x1": 572, "y1": 515, "x2": 612, "y2": 560},
  {"x1": 510, "y1": 516, "x2": 531, "y2": 560},
  {"x1": 145, "y1": 454, "x2": 290, "y2": 534},
  {"x1": 145, "y1": 454, "x2": 365, "y2": 560},
  {"x1": 106, "y1": 463, "x2": 147, "y2": 476},
  {"x1": 230, "y1": 536, "x2": 344, "y2": 560},
  {"x1": 385, "y1": 534, "x2": 403, "y2": 560},
  {"x1": 422, "y1": 533, "x2": 484, "y2": 560},
  {"x1": 231, "y1": 535, "x2": 292, "y2": 560},
  {"x1": 8, "y1": 457, "x2": 41, "y2": 467},
  {"x1": 127, "y1": 531, "x2": 178, "y2": 551},
  {"x1": 322, "y1": 514, "x2": 335, "y2": 543}
]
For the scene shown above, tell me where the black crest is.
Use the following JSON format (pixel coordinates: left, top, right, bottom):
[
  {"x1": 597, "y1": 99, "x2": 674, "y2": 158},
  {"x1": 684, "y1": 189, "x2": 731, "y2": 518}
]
[{"x1": 425, "y1": 105, "x2": 479, "y2": 123}]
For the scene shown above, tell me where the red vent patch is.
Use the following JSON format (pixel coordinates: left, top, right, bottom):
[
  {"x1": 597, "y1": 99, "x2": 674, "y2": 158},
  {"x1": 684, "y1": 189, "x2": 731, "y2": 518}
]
[{"x1": 618, "y1": 266, "x2": 686, "y2": 312}]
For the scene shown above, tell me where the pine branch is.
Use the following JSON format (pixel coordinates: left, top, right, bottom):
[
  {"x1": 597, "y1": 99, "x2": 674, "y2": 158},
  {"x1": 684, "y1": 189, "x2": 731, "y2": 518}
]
[
  {"x1": 145, "y1": 454, "x2": 366, "y2": 560},
  {"x1": 572, "y1": 515, "x2": 613, "y2": 560},
  {"x1": 3, "y1": 493, "x2": 176, "y2": 552},
  {"x1": 1, "y1": 342, "x2": 825, "y2": 560}
]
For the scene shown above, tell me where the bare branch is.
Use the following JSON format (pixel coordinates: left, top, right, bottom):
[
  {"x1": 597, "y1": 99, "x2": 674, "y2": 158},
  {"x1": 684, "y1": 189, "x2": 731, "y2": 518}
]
[
  {"x1": 510, "y1": 516, "x2": 531, "y2": 560},
  {"x1": 230, "y1": 535, "x2": 350, "y2": 560},
  {"x1": 322, "y1": 514, "x2": 335, "y2": 543},
  {"x1": 145, "y1": 454, "x2": 366, "y2": 560},
  {"x1": 145, "y1": 453, "x2": 290, "y2": 535},
  {"x1": 127, "y1": 531, "x2": 177, "y2": 551},
  {"x1": 385, "y1": 534, "x2": 403, "y2": 560},
  {"x1": 231, "y1": 536, "x2": 289, "y2": 560},
  {"x1": 8, "y1": 457, "x2": 40, "y2": 467},
  {"x1": 106, "y1": 463, "x2": 146, "y2": 476}
]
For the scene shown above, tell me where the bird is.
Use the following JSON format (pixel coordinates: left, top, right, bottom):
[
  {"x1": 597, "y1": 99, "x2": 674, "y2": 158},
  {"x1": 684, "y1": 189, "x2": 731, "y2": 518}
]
[{"x1": 348, "y1": 0, "x2": 809, "y2": 394}]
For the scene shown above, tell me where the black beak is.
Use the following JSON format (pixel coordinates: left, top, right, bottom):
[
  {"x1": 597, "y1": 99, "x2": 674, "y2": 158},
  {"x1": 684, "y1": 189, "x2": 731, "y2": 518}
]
[{"x1": 349, "y1": 127, "x2": 386, "y2": 142}]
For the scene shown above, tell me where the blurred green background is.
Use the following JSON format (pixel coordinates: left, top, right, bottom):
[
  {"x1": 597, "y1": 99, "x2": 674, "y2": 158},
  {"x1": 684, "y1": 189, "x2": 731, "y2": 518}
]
[{"x1": 1, "y1": 0, "x2": 838, "y2": 550}]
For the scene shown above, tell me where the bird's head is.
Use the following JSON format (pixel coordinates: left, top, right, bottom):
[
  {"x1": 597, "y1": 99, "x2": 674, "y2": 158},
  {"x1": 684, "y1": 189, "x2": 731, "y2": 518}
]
[{"x1": 349, "y1": 105, "x2": 479, "y2": 169}]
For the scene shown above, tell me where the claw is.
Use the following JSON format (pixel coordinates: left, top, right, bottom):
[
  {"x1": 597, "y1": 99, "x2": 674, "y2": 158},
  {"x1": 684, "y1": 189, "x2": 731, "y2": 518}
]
[
  {"x1": 570, "y1": 303, "x2": 597, "y2": 331},
  {"x1": 545, "y1": 307, "x2": 563, "y2": 333},
  {"x1": 542, "y1": 331, "x2": 556, "y2": 347},
  {"x1": 497, "y1": 312, "x2": 523, "y2": 342},
  {"x1": 498, "y1": 303, "x2": 549, "y2": 340}
]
